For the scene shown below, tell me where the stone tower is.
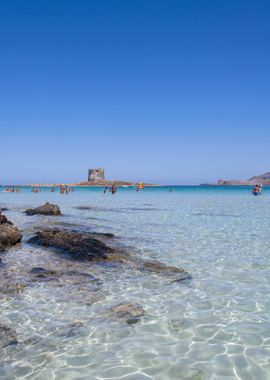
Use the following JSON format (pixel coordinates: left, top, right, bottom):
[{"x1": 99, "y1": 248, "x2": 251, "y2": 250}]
[{"x1": 88, "y1": 168, "x2": 105, "y2": 182}]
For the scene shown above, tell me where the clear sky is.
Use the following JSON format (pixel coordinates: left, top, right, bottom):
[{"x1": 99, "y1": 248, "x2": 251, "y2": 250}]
[{"x1": 0, "y1": 0, "x2": 269, "y2": 184}]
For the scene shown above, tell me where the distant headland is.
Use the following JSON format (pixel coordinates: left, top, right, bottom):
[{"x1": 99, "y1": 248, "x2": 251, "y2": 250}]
[{"x1": 202, "y1": 172, "x2": 270, "y2": 186}]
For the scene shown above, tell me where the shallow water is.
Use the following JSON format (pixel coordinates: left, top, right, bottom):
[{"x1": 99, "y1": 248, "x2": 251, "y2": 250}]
[{"x1": 1, "y1": 186, "x2": 270, "y2": 379}]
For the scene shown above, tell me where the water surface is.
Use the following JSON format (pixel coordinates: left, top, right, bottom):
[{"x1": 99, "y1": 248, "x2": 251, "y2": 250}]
[{"x1": 0, "y1": 186, "x2": 270, "y2": 379}]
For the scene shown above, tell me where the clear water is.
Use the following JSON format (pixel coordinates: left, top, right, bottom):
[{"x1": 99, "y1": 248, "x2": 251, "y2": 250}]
[{"x1": 1, "y1": 186, "x2": 270, "y2": 379}]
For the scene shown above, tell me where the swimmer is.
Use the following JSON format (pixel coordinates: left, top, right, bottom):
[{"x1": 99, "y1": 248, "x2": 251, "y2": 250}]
[{"x1": 111, "y1": 184, "x2": 117, "y2": 195}]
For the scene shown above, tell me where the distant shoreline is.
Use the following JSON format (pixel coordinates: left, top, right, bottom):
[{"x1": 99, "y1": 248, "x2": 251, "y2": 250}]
[
  {"x1": 0, "y1": 181, "x2": 160, "y2": 187},
  {"x1": 1, "y1": 183, "x2": 270, "y2": 188}
]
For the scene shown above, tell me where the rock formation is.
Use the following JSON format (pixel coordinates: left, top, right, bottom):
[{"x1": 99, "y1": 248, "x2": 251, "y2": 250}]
[
  {"x1": 0, "y1": 213, "x2": 22, "y2": 251},
  {"x1": 27, "y1": 228, "x2": 114, "y2": 260},
  {"x1": 248, "y1": 172, "x2": 270, "y2": 184},
  {"x1": 25, "y1": 202, "x2": 61, "y2": 216},
  {"x1": 28, "y1": 228, "x2": 190, "y2": 282}
]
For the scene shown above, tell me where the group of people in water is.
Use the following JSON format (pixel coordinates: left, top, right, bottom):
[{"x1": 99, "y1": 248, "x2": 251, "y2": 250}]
[
  {"x1": 3, "y1": 187, "x2": 20, "y2": 193},
  {"x1": 2, "y1": 184, "x2": 264, "y2": 195},
  {"x1": 30, "y1": 185, "x2": 75, "y2": 193},
  {"x1": 59, "y1": 185, "x2": 75, "y2": 194},
  {"x1": 252, "y1": 184, "x2": 263, "y2": 196},
  {"x1": 103, "y1": 183, "x2": 145, "y2": 194}
]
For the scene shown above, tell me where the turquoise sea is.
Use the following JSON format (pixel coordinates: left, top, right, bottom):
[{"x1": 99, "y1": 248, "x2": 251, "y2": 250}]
[{"x1": 1, "y1": 186, "x2": 270, "y2": 379}]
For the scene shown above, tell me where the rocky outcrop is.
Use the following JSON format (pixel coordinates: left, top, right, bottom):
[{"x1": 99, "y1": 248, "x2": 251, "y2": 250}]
[
  {"x1": 216, "y1": 172, "x2": 270, "y2": 186},
  {"x1": 0, "y1": 213, "x2": 12, "y2": 225},
  {"x1": 28, "y1": 228, "x2": 190, "y2": 280},
  {"x1": 25, "y1": 202, "x2": 61, "y2": 216},
  {"x1": 27, "y1": 228, "x2": 114, "y2": 261},
  {"x1": 249, "y1": 172, "x2": 270, "y2": 184},
  {"x1": 0, "y1": 213, "x2": 22, "y2": 251}
]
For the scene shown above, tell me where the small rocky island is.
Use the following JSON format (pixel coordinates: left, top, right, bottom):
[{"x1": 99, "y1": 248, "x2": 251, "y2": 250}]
[{"x1": 24, "y1": 167, "x2": 157, "y2": 187}]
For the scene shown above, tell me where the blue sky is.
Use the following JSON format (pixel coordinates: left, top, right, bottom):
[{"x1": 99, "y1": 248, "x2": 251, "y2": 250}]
[{"x1": 0, "y1": 0, "x2": 269, "y2": 184}]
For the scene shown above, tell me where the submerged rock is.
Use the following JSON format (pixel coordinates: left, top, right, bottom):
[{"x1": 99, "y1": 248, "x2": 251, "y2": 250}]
[
  {"x1": 29, "y1": 267, "x2": 58, "y2": 281},
  {"x1": 0, "y1": 323, "x2": 17, "y2": 348},
  {"x1": 25, "y1": 202, "x2": 61, "y2": 216},
  {"x1": 141, "y1": 260, "x2": 190, "y2": 282},
  {"x1": 0, "y1": 214, "x2": 22, "y2": 251},
  {"x1": 55, "y1": 321, "x2": 84, "y2": 338},
  {"x1": 90, "y1": 232, "x2": 115, "y2": 239},
  {"x1": 29, "y1": 267, "x2": 102, "y2": 286},
  {"x1": 28, "y1": 228, "x2": 115, "y2": 261},
  {"x1": 0, "y1": 276, "x2": 26, "y2": 296},
  {"x1": 76, "y1": 206, "x2": 93, "y2": 210},
  {"x1": 106, "y1": 302, "x2": 145, "y2": 324},
  {"x1": 27, "y1": 228, "x2": 191, "y2": 281}
]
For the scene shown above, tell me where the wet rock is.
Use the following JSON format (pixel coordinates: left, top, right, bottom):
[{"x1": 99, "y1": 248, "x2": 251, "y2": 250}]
[
  {"x1": 0, "y1": 323, "x2": 17, "y2": 348},
  {"x1": 25, "y1": 202, "x2": 61, "y2": 216},
  {"x1": 28, "y1": 228, "x2": 114, "y2": 261},
  {"x1": 0, "y1": 208, "x2": 9, "y2": 212},
  {"x1": 27, "y1": 228, "x2": 190, "y2": 281},
  {"x1": 0, "y1": 215, "x2": 22, "y2": 251},
  {"x1": 141, "y1": 260, "x2": 191, "y2": 282},
  {"x1": 106, "y1": 302, "x2": 145, "y2": 324},
  {"x1": 0, "y1": 213, "x2": 12, "y2": 225}
]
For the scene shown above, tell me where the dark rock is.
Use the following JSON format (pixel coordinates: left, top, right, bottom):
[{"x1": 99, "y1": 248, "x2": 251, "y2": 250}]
[
  {"x1": 25, "y1": 202, "x2": 61, "y2": 216},
  {"x1": 106, "y1": 302, "x2": 145, "y2": 324},
  {"x1": 142, "y1": 260, "x2": 191, "y2": 282},
  {"x1": 27, "y1": 228, "x2": 190, "y2": 281},
  {"x1": 0, "y1": 213, "x2": 12, "y2": 225},
  {"x1": 28, "y1": 228, "x2": 114, "y2": 261},
  {"x1": 1, "y1": 208, "x2": 9, "y2": 212},
  {"x1": 0, "y1": 221, "x2": 22, "y2": 251},
  {"x1": 0, "y1": 323, "x2": 17, "y2": 348}
]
